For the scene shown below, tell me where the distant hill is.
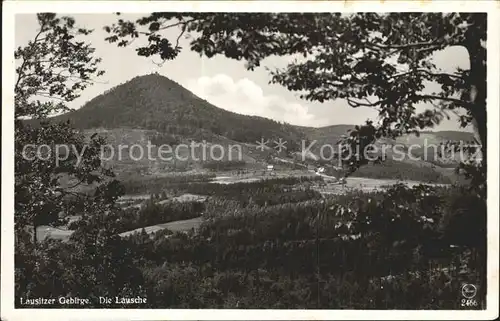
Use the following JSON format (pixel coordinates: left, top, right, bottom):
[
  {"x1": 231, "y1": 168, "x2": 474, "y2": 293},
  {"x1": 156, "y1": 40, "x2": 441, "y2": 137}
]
[
  {"x1": 299, "y1": 124, "x2": 355, "y2": 144},
  {"x1": 301, "y1": 124, "x2": 475, "y2": 166},
  {"x1": 53, "y1": 73, "x2": 307, "y2": 151},
  {"x1": 78, "y1": 127, "x2": 278, "y2": 175},
  {"x1": 302, "y1": 125, "x2": 474, "y2": 146}
]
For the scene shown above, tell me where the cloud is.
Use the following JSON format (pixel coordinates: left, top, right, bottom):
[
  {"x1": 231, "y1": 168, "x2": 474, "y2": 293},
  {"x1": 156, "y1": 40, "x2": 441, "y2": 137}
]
[{"x1": 186, "y1": 74, "x2": 328, "y2": 127}]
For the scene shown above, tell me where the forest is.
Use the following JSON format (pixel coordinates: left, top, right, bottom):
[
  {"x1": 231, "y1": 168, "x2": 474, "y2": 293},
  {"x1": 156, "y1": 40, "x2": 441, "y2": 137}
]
[{"x1": 16, "y1": 180, "x2": 485, "y2": 308}]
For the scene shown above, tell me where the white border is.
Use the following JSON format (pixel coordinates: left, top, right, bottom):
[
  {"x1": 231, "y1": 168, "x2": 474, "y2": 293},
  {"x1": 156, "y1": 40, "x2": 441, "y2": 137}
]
[{"x1": 2, "y1": 1, "x2": 499, "y2": 320}]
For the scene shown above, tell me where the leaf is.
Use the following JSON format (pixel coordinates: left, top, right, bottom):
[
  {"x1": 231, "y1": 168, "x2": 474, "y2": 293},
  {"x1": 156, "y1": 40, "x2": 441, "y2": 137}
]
[{"x1": 149, "y1": 22, "x2": 160, "y2": 32}]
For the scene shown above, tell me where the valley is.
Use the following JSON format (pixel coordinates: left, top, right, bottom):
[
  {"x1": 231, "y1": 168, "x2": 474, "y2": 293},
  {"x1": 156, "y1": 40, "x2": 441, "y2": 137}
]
[
  {"x1": 34, "y1": 74, "x2": 472, "y2": 245},
  {"x1": 37, "y1": 169, "x2": 452, "y2": 242}
]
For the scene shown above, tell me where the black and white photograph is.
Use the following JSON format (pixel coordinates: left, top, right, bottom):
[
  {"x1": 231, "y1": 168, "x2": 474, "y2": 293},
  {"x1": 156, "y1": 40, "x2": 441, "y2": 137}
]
[{"x1": 2, "y1": 1, "x2": 499, "y2": 320}]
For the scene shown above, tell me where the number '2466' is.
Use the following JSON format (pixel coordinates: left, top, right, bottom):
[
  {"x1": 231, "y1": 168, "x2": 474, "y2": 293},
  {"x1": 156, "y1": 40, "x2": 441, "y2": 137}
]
[{"x1": 461, "y1": 298, "x2": 478, "y2": 307}]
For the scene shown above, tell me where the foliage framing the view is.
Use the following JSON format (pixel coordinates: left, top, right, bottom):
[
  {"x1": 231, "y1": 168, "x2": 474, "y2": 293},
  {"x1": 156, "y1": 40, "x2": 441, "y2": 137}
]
[
  {"x1": 15, "y1": 13, "x2": 119, "y2": 238},
  {"x1": 15, "y1": 13, "x2": 142, "y2": 300}
]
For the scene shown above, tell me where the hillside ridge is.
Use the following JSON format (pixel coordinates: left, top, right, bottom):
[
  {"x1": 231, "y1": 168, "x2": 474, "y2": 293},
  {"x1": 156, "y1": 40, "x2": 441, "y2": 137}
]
[{"x1": 52, "y1": 73, "x2": 473, "y2": 147}]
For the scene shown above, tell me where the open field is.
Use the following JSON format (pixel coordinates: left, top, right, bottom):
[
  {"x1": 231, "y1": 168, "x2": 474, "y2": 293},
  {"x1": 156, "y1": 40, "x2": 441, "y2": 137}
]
[
  {"x1": 312, "y1": 177, "x2": 450, "y2": 195},
  {"x1": 35, "y1": 226, "x2": 74, "y2": 242},
  {"x1": 119, "y1": 217, "x2": 204, "y2": 238},
  {"x1": 212, "y1": 171, "x2": 450, "y2": 193},
  {"x1": 36, "y1": 214, "x2": 204, "y2": 242}
]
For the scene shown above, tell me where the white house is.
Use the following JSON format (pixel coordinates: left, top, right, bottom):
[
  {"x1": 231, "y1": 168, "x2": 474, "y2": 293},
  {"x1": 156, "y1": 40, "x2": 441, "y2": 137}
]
[{"x1": 265, "y1": 164, "x2": 275, "y2": 176}]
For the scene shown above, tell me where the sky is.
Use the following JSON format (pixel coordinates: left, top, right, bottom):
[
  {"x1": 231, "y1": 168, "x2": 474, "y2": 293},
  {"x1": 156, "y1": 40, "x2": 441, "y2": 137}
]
[{"x1": 15, "y1": 13, "x2": 472, "y2": 131}]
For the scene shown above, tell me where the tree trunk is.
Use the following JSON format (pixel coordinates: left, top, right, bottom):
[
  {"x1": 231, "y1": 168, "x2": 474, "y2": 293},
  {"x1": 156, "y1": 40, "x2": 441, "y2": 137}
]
[
  {"x1": 470, "y1": 89, "x2": 487, "y2": 163},
  {"x1": 33, "y1": 224, "x2": 38, "y2": 244},
  {"x1": 465, "y1": 29, "x2": 487, "y2": 183},
  {"x1": 464, "y1": 30, "x2": 487, "y2": 297}
]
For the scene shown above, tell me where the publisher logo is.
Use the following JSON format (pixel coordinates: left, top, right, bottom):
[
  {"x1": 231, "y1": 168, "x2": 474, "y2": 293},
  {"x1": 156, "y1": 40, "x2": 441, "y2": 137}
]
[{"x1": 461, "y1": 284, "x2": 477, "y2": 299}]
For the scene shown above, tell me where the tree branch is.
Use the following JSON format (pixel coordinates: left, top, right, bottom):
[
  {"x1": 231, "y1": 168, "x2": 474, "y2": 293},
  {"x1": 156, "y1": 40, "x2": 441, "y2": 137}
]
[
  {"x1": 175, "y1": 25, "x2": 187, "y2": 50},
  {"x1": 390, "y1": 68, "x2": 463, "y2": 81},
  {"x1": 413, "y1": 94, "x2": 471, "y2": 108},
  {"x1": 368, "y1": 40, "x2": 440, "y2": 50},
  {"x1": 157, "y1": 18, "x2": 197, "y2": 32},
  {"x1": 347, "y1": 97, "x2": 384, "y2": 108},
  {"x1": 34, "y1": 92, "x2": 67, "y2": 101},
  {"x1": 364, "y1": 40, "x2": 451, "y2": 57},
  {"x1": 15, "y1": 22, "x2": 47, "y2": 92}
]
